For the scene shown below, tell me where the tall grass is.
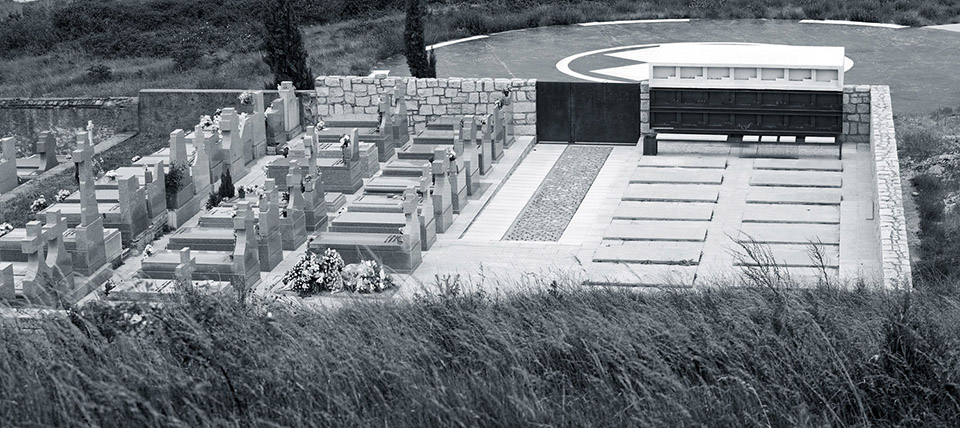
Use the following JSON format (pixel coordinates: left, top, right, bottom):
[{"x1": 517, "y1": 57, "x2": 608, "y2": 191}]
[{"x1": 1, "y1": 280, "x2": 959, "y2": 426}]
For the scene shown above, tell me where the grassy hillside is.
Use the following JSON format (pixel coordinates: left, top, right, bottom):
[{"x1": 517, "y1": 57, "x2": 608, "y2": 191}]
[
  {"x1": 1, "y1": 0, "x2": 959, "y2": 97},
  {"x1": 1, "y1": 280, "x2": 959, "y2": 426}
]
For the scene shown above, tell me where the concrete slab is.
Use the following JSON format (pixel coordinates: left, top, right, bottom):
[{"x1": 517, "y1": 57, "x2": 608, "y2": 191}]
[
  {"x1": 734, "y1": 244, "x2": 840, "y2": 268},
  {"x1": 638, "y1": 156, "x2": 727, "y2": 169},
  {"x1": 614, "y1": 201, "x2": 714, "y2": 221},
  {"x1": 593, "y1": 241, "x2": 703, "y2": 265},
  {"x1": 585, "y1": 263, "x2": 697, "y2": 286},
  {"x1": 604, "y1": 220, "x2": 708, "y2": 241},
  {"x1": 631, "y1": 168, "x2": 724, "y2": 184},
  {"x1": 750, "y1": 170, "x2": 842, "y2": 188},
  {"x1": 623, "y1": 184, "x2": 720, "y2": 202},
  {"x1": 742, "y1": 204, "x2": 840, "y2": 224},
  {"x1": 753, "y1": 158, "x2": 843, "y2": 172},
  {"x1": 746, "y1": 187, "x2": 842, "y2": 205},
  {"x1": 738, "y1": 223, "x2": 840, "y2": 245}
]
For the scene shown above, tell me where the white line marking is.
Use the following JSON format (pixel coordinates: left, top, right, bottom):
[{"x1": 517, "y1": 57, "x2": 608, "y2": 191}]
[
  {"x1": 579, "y1": 18, "x2": 691, "y2": 27},
  {"x1": 799, "y1": 19, "x2": 908, "y2": 29},
  {"x1": 426, "y1": 35, "x2": 489, "y2": 51},
  {"x1": 556, "y1": 44, "x2": 659, "y2": 83}
]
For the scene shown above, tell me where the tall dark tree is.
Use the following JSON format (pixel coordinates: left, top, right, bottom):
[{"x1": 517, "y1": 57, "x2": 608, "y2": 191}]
[
  {"x1": 404, "y1": 0, "x2": 436, "y2": 78},
  {"x1": 261, "y1": 0, "x2": 314, "y2": 89}
]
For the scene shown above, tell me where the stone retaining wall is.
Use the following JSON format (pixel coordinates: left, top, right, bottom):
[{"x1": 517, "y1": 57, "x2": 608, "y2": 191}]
[
  {"x1": 870, "y1": 85, "x2": 912, "y2": 289},
  {"x1": 314, "y1": 76, "x2": 537, "y2": 135},
  {"x1": 843, "y1": 85, "x2": 871, "y2": 144},
  {"x1": 0, "y1": 97, "x2": 137, "y2": 156}
]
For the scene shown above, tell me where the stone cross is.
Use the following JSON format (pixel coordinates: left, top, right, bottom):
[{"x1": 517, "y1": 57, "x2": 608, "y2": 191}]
[
  {"x1": 233, "y1": 200, "x2": 260, "y2": 278},
  {"x1": 401, "y1": 186, "x2": 420, "y2": 248},
  {"x1": 259, "y1": 178, "x2": 280, "y2": 236},
  {"x1": 466, "y1": 115, "x2": 477, "y2": 142},
  {"x1": 349, "y1": 128, "x2": 360, "y2": 161},
  {"x1": 38, "y1": 132, "x2": 58, "y2": 171},
  {"x1": 1, "y1": 136, "x2": 14, "y2": 162},
  {"x1": 0, "y1": 263, "x2": 13, "y2": 300},
  {"x1": 86, "y1": 121, "x2": 96, "y2": 147},
  {"x1": 305, "y1": 133, "x2": 319, "y2": 178},
  {"x1": 418, "y1": 164, "x2": 435, "y2": 220},
  {"x1": 20, "y1": 221, "x2": 50, "y2": 303},
  {"x1": 220, "y1": 108, "x2": 239, "y2": 134},
  {"x1": 43, "y1": 210, "x2": 75, "y2": 291},
  {"x1": 432, "y1": 149, "x2": 452, "y2": 212},
  {"x1": 286, "y1": 160, "x2": 306, "y2": 210},
  {"x1": 253, "y1": 90, "x2": 266, "y2": 116},
  {"x1": 174, "y1": 247, "x2": 196, "y2": 289},
  {"x1": 72, "y1": 131, "x2": 100, "y2": 227}
]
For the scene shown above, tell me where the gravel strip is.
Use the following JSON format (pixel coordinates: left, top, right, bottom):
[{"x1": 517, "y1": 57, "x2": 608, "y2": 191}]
[{"x1": 503, "y1": 146, "x2": 612, "y2": 241}]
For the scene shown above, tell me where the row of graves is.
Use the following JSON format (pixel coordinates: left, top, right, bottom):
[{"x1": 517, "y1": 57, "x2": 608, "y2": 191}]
[
  {"x1": 0, "y1": 131, "x2": 64, "y2": 193},
  {"x1": 0, "y1": 84, "x2": 304, "y2": 306},
  {"x1": 0, "y1": 80, "x2": 518, "y2": 307}
]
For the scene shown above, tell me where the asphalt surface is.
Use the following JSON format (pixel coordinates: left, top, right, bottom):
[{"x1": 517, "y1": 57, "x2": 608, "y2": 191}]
[{"x1": 379, "y1": 19, "x2": 960, "y2": 114}]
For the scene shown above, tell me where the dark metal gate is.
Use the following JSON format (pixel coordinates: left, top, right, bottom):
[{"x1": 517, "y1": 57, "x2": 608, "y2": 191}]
[{"x1": 536, "y1": 81, "x2": 640, "y2": 144}]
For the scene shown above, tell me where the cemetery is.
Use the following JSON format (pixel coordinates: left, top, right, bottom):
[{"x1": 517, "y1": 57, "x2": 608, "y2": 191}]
[{"x1": 0, "y1": 40, "x2": 913, "y2": 310}]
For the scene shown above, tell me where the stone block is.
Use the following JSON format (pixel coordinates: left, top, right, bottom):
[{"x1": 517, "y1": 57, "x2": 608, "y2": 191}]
[{"x1": 462, "y1": 80, "x2": 476, "y2": 92}]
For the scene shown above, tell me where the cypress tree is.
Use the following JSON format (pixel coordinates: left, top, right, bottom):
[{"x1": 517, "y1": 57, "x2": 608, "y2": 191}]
[
  {"x1": 262, "y1": 0, "x2": 314, "y2": 89},
  {"x1": 405, "y1": 0, "x2": 436, "y2": 78}
]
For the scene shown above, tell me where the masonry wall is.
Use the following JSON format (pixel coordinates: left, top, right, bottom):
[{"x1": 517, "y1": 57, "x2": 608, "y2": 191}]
[
  {"x1": 870, "y1": 85, "x2": 912, "y2": 289},
  {"x1": 0, "y1": 97, "x2": 137, "y2": 156},
  {"x1": 314, "y1": 76, "x2": 537, "y2": 135},
  {"x1": 137, "y1": 89, "x2": 319, "y2": 137},
  {"x1": 843, "y1": 85, "x2": 871, "y2": 144}
]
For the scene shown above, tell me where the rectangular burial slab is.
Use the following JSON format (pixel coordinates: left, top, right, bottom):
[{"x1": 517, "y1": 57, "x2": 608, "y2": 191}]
[
  {"x1": 630, "y1": 168, "x2": 724, "y2": 184},
  {"x1": 329, "y1": 211, "x2": 405, "y2": 234},
  {"x1": 593, "y1": 241, "x2": 703, "y2": 265},
  {"x1": 364, "y1": 176, "x2": 421, "y2": 194},
  {"x1": 585, "y1": 263, "x2": 697, "y2": 287},
  {"x1": 753, "y1": 158, "x2": 843, "y2": 172},
  {"x1": 742, "y1": 204, "x2": 840, "y2": 224},
  {"x1": 734, "y1": 243, "x2": 840, "y2": 268},
  {"x1": 738, "y1": 223, "x2": 840, "y2": 245},
  {"x1": 397, "y1": 144, "x2": 452, "y2": 161},
  {"x1": 749, "y1": 171, "x2": 842, "y2": 188},
  {"x1": 614, "y1": 201, "x2": 714, "y2": 221},
  {"x1": 381, "y1": 159, "x2": 430, "y2": 177},
  {"x1": 604, "y1": 221, "x2": 708, "y2": 242},
  {"x1": 638, "y1": 156, "x2": 727, "y2": 169},
  {"x1": 321, "y1": 114, "x2": 379, "y2": 128},
  {"x1": 746, "y1": 187, "x2": 841, "y2": 205},
  {"x1": 622, "y1": 184, "x2": 720, "y2": 203}
]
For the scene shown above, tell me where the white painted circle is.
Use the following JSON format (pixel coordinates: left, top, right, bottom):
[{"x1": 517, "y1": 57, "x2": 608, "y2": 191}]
[{"x1": 556, "y1": 42, "x2": 855, "y2": 83}]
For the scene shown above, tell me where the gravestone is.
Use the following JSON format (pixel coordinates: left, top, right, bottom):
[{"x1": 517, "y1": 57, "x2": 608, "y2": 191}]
[
  {"x1": 0, "y1": 263, "x2": 12, "y2": 300},
  {"x1": 42, "y1": 210, "x2": 75, "y2": 292},
  {"x1": 432, "y1": 150, "x2": 454, "y2": 233},
  {"x1": 280, "y1": 162, "x2": 308, "y2": 250},
  {"x1": 167, "y1": 129, "x2": 196, "y2": 209},
  {"x1": 192, "y1": 126, "x2": 213, "y2": 197},
  {"x1": 0, "y1": 137, "x2": 17, "y2": 193},
  {"x1": 116, "y1": 175, "x2": 150, "y2": 243},
  {"x1": 394, "y1": 85, "x2": 410, "y2": 136},
  {"x1": 219, "y1": 108, "x2": 247, "y2": 180},
  {"x1": 36, "y1": 132, "x2": 59, "y2": 172},
  {"x1": 232, "y1": 201, "x2": 261, "y2": 287},
  {"x1": 265, "y1": 98, "x2": 286, "y2": 152},
  {"x1": 71, "y1": 131, "x2": 108, "y2": 276},
  {"x1": 302, "y1": 132, "x2": 329, "y2": 231},
  {"x1": 20, "y1": 221, "x2": 52, "y2": 303},
  {"x1": 256, "y1": 179, "x2": 283, "y2": 272},
  {"x1": 278, "y1": 81, "x2": 302, "y2": 138},
  {"x1": 478, "y1": 117, "x2": 493, "y2": 175},
  {"x1": 458, "y1": 116, "x2": 481, "y2": 195},
  {"x1": 143, "y1": 162, "x2": 168, "y2": 222},
  {"x1": 174, "y1": 247, "x2": 196, "y2": 288},
  {"x1": 483, "y1": 115, "x2": 504, "y2": 161},
  {"x1": 316, "y1": 128, "x2": 364, "y2": 193},
  {"x1": 247, "y1": 91, "x2": 269, "y2": 158}
]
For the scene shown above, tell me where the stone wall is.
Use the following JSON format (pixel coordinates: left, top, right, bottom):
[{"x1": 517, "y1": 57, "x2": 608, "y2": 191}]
[
  {"x1": 870, "y1": 85, "x2": 912, "y2": 289},
  {"x1": 314, "y1": 76, "x2": 537, "y2": 135},
  {"x1": 0, "y1": 97, "x2": 137, "y2": 156},
  {"x1": 640, "y1": 81, "x2": 650, "y2": 135},
  {"x1": 138, "y1": 89, "x2": 318, "y2": 137},
  {"x1": 843, "y1": 85, "x2": 871, "y2": 144}
]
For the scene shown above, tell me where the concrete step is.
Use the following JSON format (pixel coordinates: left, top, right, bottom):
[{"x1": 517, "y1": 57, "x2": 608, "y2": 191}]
[
  {"x1": 593, "y1": 241, "x2": 703, "y2": 265},
  {"x1": 614, "y1": 201, "x2": 715, "y2": 221},
  {"x1": 605, "y1": 220, "x2": 709, "y2": 241},
  {"x1": 638, "y1": 156, "x2": 727, "y2": 169},
  {"x1": 623, "y1": 184, "x2": 720, "y2": 203},
  {"x1": 746, "y1": 187, "x2": 842, "y2": 205},
  {"x1": 753, "y1": 158, "x2": 843, "y2": 172},
  {"x1": 631, "y1": 168, "x2": 724, "y2": 185},
  {"x1": 742, "y1": 204, "x2": 840, "y2": 224},
  {"x1": 738, "y1": 223, "x2": 840, "y2": 245},
  {"x1": 750, "y1": 170, "x2": 842, "y2": 188},
  {"x1": 585, "y1": 263, "x2": 697, "y2": 287}
]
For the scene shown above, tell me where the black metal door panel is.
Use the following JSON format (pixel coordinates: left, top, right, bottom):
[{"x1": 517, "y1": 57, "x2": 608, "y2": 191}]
[{"x1": 536, "y1": 81, "x2": 640, "y2": 144}]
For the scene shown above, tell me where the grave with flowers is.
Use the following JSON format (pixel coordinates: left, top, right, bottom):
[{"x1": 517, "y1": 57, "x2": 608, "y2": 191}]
[
  {"x1": 304, "y1": 126, "x2": 380, "y2": 178},
  {"x1": 310, "y1": 186, "x2": 422, "y2": 273},
  {"x1": 364, "y1": 150, "x2": 454, "y2": 233},
  {"x1": 266, "y1": 127, "x2": 365, "y2": 194},
  {"x1": 346, "y1": 179, "x2": 437, "y2": 251}
]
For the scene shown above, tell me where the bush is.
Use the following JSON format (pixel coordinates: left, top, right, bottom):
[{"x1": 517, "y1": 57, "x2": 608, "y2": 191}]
[
  {"x1": 85, "y1": 64, "x2": 113, "y2": 83},
  {"x1": 218, "y1": 169, "x2": 235, "y2": 199}
]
